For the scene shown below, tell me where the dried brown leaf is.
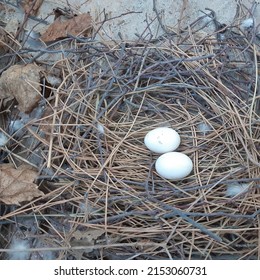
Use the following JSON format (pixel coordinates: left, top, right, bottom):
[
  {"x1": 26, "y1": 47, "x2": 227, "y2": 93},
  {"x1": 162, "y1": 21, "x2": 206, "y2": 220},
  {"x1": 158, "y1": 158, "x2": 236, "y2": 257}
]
[
  {"x1": 73, "y1": 229, "x2": 105, "y2": 241},
  {"x1": 0, "y1": 64, "x2": 43, "y2": 113},
  {"x1": 0, "y1": 164, "x2": 43, "y2": 205},
  {"x1": 40, "y1": 13, "x2": 92, "y2": 42},
  {"x1": 71, "y1": 229, "x2": 105, "y2": 254},
  {"x1": 21, "y1": 0, "x2": 43, "y2": 16}
]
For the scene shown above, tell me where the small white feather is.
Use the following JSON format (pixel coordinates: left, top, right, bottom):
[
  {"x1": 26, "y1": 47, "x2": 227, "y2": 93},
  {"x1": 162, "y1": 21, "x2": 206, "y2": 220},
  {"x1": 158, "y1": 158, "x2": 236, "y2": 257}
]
[
  {"x1": 0, "y1": 132, "x2": 8, "y2": 146},
  {"x1": 197, "y1": 122, "x2": 211, "y2": 135},
  {"x1": 240, "y1": 18, "x2": 253, "y2": 29},
  {"x1": 8, "y1": 239, "x2": 30, "y2": 260},
  {"x1": 225, "y1": 183, "x2": 250, "y2": 197},
  {"x1": 10, "y1": 120, "x2": 24, "y2": 133},
  {"x1": 10, "y1": 120, "x2": 23, "y2": 131},
  {"x1": 97, "y1": 123, "x2": 105, "y2": 134}
]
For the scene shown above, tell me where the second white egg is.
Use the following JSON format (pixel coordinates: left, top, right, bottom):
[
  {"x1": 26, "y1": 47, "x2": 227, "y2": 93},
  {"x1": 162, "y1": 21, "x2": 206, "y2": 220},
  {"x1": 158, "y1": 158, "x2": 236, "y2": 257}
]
[
  {"x1": 155, "y1": 152, "x2": 193, "y2": 180},
  {"x1": 144, "y1": 127, "x2": 180, "y2": 153}
]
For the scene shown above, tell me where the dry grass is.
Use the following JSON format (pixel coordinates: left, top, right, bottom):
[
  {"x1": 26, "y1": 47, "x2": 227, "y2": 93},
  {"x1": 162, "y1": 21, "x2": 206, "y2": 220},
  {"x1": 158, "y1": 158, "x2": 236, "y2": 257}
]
[{"x1": 0, "y1": 3, "x2": 260, "y2": 259}]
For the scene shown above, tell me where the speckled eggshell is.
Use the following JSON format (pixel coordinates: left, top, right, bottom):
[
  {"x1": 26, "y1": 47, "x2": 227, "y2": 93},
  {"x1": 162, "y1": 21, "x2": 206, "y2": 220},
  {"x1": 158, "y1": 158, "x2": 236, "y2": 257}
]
[{"x1": 144, "y1": 127, "x2": 180, "y2": 153}]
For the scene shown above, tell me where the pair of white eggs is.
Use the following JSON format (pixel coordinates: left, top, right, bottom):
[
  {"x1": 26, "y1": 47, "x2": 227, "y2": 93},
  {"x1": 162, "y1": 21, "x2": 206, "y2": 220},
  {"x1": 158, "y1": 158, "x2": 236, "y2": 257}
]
[{"x1": 144, "y1": 127, "x2": 193, "y2": 180}]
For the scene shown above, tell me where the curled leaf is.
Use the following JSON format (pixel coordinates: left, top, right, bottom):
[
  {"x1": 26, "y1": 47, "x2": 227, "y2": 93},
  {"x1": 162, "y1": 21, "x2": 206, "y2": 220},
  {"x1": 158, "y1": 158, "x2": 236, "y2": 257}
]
[
  {"x1": 21, "y1": 0, "x2": 43, "y2": 16},
  {"x1": 0, "y1": 64, "x2": 42, "y2": 113},
  {"x1": 40, "y1": 13, "x2": 92, "y2": 42}
]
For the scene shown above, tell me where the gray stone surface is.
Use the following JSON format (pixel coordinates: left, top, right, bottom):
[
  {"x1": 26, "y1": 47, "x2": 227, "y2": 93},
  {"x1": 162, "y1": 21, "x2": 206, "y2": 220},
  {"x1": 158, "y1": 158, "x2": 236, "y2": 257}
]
[
  {"x1": 42, "y1": 0, "x2": 260, "y2": 39},
  {"x1": 1, "y1": 0, "x2": 259, "y2": 39}
]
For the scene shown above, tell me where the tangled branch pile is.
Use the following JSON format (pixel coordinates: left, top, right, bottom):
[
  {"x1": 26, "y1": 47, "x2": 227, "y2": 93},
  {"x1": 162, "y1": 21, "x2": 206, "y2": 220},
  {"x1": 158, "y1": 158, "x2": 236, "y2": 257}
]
[{"x1": 0, "y1": 4, "x2": 259, "y2": 260}]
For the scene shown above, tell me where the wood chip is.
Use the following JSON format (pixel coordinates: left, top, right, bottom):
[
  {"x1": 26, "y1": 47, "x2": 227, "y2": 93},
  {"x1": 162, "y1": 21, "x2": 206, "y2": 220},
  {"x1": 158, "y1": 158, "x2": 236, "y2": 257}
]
[{"x1": 0, "y1": 27, "x2": 8, "y2": 55}]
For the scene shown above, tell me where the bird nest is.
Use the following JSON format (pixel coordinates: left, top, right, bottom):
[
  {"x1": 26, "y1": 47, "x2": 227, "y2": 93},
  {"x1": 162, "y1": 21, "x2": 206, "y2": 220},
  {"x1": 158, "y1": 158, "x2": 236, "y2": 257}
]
[{"x1": 0, "y1": 5, "x2": 260, "y2": 260}]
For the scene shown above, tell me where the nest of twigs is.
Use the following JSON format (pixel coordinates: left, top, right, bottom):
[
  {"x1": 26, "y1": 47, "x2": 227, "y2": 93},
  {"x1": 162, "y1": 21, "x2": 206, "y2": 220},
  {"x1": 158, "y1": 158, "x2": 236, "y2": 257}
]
[{"x1": 0, "y1": 4, "x2": 260, "y2": 260}]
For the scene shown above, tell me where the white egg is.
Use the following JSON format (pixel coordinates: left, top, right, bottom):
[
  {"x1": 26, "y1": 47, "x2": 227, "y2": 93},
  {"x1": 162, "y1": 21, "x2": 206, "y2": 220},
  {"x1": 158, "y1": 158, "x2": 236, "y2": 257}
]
[
  {"x1": 155, "y1": 152, "x2": 193, "y2": 180},
  {"x1": 144, "y1": 127, "x2": 180, "y2": 153}
]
